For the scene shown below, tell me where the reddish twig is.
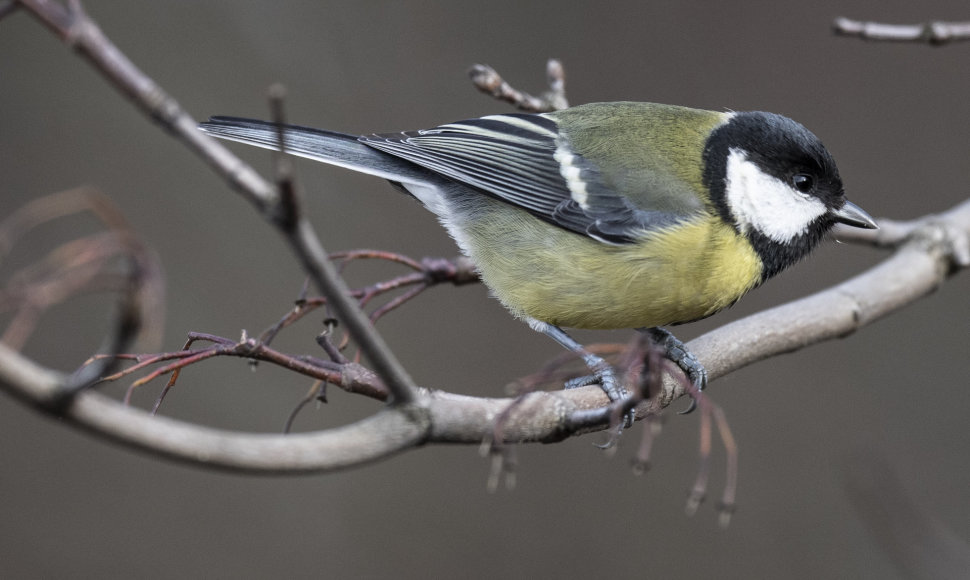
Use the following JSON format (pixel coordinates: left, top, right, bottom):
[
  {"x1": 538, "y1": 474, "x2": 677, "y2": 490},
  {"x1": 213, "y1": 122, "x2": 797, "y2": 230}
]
[
  {"x1": 79, "y1": 331, "x2": 379, "y2": 412},
  {"x1": 673, "y1": 360, "x2": 737, "y2": 527},
  {"x1": 283, "y1": 380, "x2": 327, "y2": 434},
  {"x1": 258, "y1": 253, "x2": 476, "y2": 348},
  {"x1": 332, "y1": 249, "x2": 425, "y2": 272},
  {"x1": 0, "y1": 187, "x2": 164, "y2": 407}
]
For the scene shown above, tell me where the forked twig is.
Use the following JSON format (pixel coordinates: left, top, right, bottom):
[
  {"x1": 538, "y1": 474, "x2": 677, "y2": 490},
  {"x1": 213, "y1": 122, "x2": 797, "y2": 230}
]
[{"x1": 469, "y1": 58, "x2": 569, "y2": 112}]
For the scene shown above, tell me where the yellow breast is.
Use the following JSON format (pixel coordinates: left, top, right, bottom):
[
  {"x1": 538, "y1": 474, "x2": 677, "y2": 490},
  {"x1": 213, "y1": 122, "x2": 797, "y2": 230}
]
[{"x1": 460, "y1": 201, "x2": 763, "y2": 329}]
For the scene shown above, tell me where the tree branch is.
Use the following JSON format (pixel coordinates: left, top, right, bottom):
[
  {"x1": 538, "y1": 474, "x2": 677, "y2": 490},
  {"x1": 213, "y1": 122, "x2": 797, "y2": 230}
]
[
  {"x1": 468, "y1": 59, "x2": 568, "y2": 112},
  {"x1": 2, "y1": 1, "x2": 969, "y2": 479},
  {"x1": 15, "y1": 0, "x2": 419, "y2": 406},
  {"x1": 686, "y1": 202, "x2": 970, "y2": 397},
  {"x1": 2, "y1": 199, "x2": 968, "y2": 471},
  {"x1": 834, "y1": 16, "x2": 970, "y2": 45},
  {"x1": 0, "y1": 343, "x2": 428, "y2": 473}
]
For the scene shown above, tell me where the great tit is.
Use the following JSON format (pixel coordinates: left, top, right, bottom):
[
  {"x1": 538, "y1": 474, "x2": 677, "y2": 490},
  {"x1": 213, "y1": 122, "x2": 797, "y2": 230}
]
[{"x1": 199, "y1": 101, "x2": 877, "y2": 421}]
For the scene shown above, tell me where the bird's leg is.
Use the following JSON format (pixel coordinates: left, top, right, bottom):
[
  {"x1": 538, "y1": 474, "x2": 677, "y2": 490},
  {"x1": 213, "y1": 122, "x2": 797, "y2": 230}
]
[
  {"x1": 528, "y1": 319, "x2": 635, "y2": 428},
  {"x1": 639, "y1": 327, "x2": 708, "y2": 414}
]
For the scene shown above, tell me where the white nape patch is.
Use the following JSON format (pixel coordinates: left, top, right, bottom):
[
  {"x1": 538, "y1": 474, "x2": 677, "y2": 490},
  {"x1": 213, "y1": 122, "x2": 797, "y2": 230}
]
[
  {"x1": 724, "y1": 148, "x2": 827, "y2": 243},
  {"x1": 553, "y1": 144, "x2": 590, "y2": 208}
]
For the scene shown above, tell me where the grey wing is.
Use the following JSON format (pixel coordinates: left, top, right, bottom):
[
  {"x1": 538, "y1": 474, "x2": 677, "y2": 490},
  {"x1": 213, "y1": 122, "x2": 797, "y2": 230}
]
[{"x1": 361, "y1": 113, "x2": 684, "y2": 245}]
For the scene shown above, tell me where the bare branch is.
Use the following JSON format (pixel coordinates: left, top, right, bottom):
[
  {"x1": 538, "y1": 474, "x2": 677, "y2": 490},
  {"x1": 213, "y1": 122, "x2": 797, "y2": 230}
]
[
  {"x1": 682, "y1": 200, "x2": 970, "y2": 403},
  {"x1": 0, "y1": 187, "x2": 165, "y2": 405},
  {"x1": 0, "y1": 342, "x2": 429, "y2": 472},
  {"x1": 834, "y1": 16, "x2": 970, "y2": 45},
  {"x1": 15, "y1": 0, "x2": 419, "y2": 406},
  {"x1": 2, "y1": 197, "x2": 968, "y2": 472},
  {"x1": 833, "y1": 213, "x2": 970, "y2": 267},
  {"x1": 17, "y1": 0, "x2": 276, "y2": 210},
  {"x1": 469, "y1": 59, "x2": 568, "y2": 112},
  {"x1": 4, "y1": 1, "x2": 970, "y2": 487}
]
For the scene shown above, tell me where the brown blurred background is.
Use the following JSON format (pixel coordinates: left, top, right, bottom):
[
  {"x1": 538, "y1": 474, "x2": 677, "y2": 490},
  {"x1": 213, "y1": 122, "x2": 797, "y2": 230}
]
[{"x1": 2, "y1": 1, "x2": 969, "y2": 578}]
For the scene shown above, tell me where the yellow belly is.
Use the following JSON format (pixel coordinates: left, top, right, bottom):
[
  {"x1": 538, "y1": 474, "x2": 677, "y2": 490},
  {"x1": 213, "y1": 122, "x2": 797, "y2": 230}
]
[{"x1": 460, "y1": 202, "x2": 763, "y2": 329}]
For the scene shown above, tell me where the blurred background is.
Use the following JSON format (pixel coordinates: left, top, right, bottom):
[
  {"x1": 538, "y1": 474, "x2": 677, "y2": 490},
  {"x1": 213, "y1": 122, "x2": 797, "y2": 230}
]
[{"x1": 2, "y1": 1, "x2": 969, "y2": 578}]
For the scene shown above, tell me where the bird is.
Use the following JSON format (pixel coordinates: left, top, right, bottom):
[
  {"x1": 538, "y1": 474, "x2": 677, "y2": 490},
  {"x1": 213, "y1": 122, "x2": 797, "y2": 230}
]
[{"x1": 199, "y1": 101, "x2": 877, "y2": 425}]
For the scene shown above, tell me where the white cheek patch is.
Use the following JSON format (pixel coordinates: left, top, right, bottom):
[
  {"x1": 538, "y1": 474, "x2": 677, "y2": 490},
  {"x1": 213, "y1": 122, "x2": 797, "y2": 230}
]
[{"x1": 724, "y1": 148, "x2": 828, "y2": 243}]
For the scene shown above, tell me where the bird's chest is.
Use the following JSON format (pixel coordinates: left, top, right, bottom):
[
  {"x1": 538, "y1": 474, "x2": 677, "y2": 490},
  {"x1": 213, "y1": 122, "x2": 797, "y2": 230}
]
[{"x1": 464, "y1": 210, "x2": 763, "y2": 330}]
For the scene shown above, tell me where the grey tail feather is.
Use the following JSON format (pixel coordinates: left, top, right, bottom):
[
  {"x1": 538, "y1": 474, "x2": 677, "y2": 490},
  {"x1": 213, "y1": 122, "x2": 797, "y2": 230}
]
[{"x1": 198, "y1": 116, "x2": 439, "y2": 185}]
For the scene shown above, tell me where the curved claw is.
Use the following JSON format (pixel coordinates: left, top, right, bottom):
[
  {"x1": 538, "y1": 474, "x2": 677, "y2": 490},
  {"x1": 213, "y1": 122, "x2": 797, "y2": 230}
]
[
  {"x1": 623, "y1": 408, "x2": 636, "y2": 429},
  {"x1": 594, "y1": 433, "x2": 620, "y2": 450},
  {"x1": 597, "y1": 372, "x2": 635, "y2": 430},
  {"x1": 563, "y1": 374, "x2": 596, "y2": 390},
  {"x1": 678, "y1": 398, "x2": 698, "y2": 415},
  {"x1": 594, "y1": 409, "x2": 632, "y2": 448},
  {"x1": 640, "y1": 327, "x2": 708, "y2": 415},
  {"x1": 563, "y1": 375, "x2": 637, "y2": 430}
]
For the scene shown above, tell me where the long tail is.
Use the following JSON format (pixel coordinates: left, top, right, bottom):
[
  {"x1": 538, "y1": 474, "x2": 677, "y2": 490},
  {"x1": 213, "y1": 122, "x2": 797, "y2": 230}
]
[{"x1": 199, "y1": 117, "x2": 438, "y2": 186}]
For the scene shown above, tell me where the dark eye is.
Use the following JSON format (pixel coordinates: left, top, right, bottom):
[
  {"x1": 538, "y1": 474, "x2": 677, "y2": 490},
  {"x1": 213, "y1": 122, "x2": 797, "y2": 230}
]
[{"x1": 792, "y1": 173, "x2": 815, "y2": 193}]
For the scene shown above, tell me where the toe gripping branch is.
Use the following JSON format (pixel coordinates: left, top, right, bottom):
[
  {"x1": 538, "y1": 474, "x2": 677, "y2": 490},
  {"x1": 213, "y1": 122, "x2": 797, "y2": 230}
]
[
  {"x1": 529, "y1": 320, "x2": 635, "y2": 428},
  {"x1": 530, "y1": 320, "x2": 708, "y2": 428},
  {"x1": 640, "y1": 327, "x2": 708, "y2": 414}
]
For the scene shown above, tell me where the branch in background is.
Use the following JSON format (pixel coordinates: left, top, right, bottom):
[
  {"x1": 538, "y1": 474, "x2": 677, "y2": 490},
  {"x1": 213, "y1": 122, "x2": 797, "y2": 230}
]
[
  {"x1": 834, "y1": 17, "x2": 970, "y2": 45},
  {"x1": 682, "y1": 202, "x2": 970, "y2": 399},
  {"x1": 85, "y1": 252, "x2": 479, "y2": 412},
  {"x1": 258, "y1": 251, "x2": 478, "y2": 351},
  {"x1": 0, "y1": 187, "x2": 164, "y2": 350},
  {"x1": 14, "y1": 0, "x2": 420, "y2": 407},
  {"x1": 261, "y1": 83, "x2": 419, "y2": 405},
  {"x1": 0, "y1": 187, "x2": 165, "y2": 405},
  {"x1": 1, "y1": 0, "x2": 969, "y2": 523},
  {"x1": 469, "y1": 59, "x2": 568, "y2": 112}
]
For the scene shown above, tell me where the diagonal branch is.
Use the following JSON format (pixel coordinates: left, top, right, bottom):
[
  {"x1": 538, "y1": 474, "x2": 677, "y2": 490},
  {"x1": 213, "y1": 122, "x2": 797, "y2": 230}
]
[
  {"x1": 15, "y1": 0, "x2": 419, "y2": 407},
  {"x1": 2, "y1": 1, "x2": 969, "y2": 477}
]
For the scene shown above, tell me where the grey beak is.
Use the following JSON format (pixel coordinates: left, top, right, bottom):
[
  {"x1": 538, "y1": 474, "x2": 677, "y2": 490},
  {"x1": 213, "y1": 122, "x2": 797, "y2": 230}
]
[{"x1": 832, "y1": 200, "x2": 878, "y2": 229}]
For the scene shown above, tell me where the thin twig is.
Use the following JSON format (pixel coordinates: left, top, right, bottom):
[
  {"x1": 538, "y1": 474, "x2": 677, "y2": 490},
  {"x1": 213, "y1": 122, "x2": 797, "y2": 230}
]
[
  {"x1": 0, "y1": 187, "x2": 164, "y2": 406},
  {"x1": 283, "y1": 380, "x2": 327, "y2": 434},
  {"x1": 834, "y1": 17, "x2": 970, "y2": 45},
  {"x1": 332, "y1": 249, "x2": 425, "y2": 272},
  {"x1": 261, "y1": 73, "x2": 418, "y2": 405},
  {"x1": 469, "y1": 59, "x2": 569, "y2": 112},
  {"x1": 17, "y1": 0, "x2": 421, "y2": 407}
]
